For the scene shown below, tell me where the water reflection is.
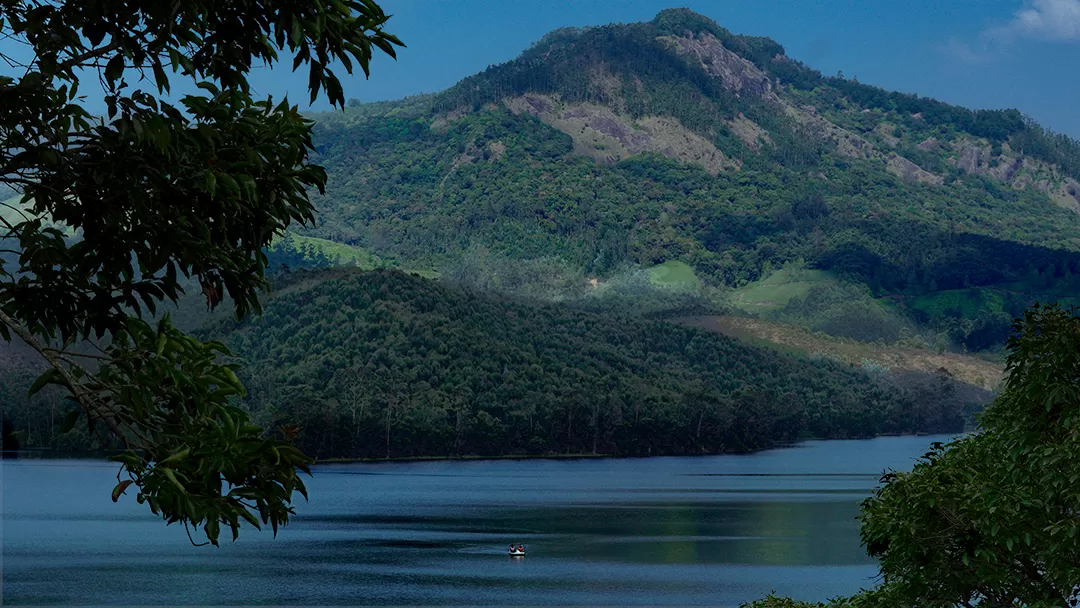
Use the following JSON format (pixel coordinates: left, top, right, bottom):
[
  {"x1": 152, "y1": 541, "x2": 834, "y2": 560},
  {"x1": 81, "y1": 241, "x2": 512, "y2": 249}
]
[{"x1": 3, "y1": 435, "x2": 950, "y2": 606}]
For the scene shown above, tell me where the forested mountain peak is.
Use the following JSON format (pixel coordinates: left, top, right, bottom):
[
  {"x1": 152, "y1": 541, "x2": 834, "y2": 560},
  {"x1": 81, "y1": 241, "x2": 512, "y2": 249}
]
[{"x1": 423, "y1": 8, "x2": 1079, "y2": 203}]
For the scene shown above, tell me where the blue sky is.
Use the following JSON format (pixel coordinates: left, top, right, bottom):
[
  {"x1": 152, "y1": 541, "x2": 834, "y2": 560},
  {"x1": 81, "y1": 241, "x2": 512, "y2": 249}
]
[{"x1": 4, "y1": 1, "x2": 1079, "y2": 137}]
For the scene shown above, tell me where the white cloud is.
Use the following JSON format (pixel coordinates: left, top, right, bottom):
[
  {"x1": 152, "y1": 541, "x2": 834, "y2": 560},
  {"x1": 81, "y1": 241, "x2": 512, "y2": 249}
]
[
  {"x1": 940, "y1": 1, "x2": 1080, "y2": 64},
  {"x1": 986, "y1": 0, "x2": 1080, "y2": 43},
  {"x1": 939, "y1": 38, "x2": 993, "y2": 65}
]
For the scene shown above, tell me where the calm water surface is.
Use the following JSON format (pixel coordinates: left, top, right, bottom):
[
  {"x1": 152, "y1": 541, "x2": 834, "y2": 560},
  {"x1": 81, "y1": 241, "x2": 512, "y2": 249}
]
[{"x1": 3, "y1": 435, "x2": 952, "y2": 605}]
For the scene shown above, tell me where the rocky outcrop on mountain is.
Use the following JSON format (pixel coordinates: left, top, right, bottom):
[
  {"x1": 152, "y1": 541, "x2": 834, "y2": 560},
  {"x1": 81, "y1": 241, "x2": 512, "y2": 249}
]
[
  {"x1": 953, "y1": 142, "x2": 992, "y2": 175},
  {"x1": 916, "y1": 137, "x2": 941, "y2": 152},
  {"x1": 887, "y1": 153, "x2": 944, "y2": 186},
  {"x1": 725, "y1": 114, "x2": 770, "y2": 150},
  {"x1": 786, "y1": 104, "x2": 873, "y2": 159},
  {"x1": 874, "y1": 123, "x2": 901, "y2": 147},
  {"x1": 989, "y1": 156, "x2": 1023, "y2": 182},
  {"x1": 781, "y1": 105, "x2": 944, "y2": 185},
  {"x1": 1050, "y1": 178, "x2": 1080, "y2": 212},
  {"x1": 659, "y1": 33, "x2": 775, "y2": 99},
  {"x1": 505, "y1": 94, "x2": 738, "y2": 174},
  {"x1": 937, "y1": 139, "x2": 1078, "y2": 210}
]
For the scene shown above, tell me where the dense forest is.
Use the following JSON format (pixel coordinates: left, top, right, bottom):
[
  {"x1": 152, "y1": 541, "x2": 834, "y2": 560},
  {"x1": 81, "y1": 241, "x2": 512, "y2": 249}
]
[
  {"x1": 297, "y1": 9, "x2": 1080, "y2": 354},
  {"x1": 183, "y1": 270, "x2": 976, "y2": 460}
]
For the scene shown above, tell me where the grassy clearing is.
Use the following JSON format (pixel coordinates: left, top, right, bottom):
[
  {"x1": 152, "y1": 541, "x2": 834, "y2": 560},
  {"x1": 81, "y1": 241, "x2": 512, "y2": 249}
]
[
  {"x1": 677, "y1": 314, "x2": 1003, "y2": 391},
  {"x1": 273, "y1": 233, "x2": 381, "y2": 268},
  {"x1": 646, "y1": 260, "x2": 701, "y2": 288},
  {"x1": 274, "y1": 233, "x2": 439, "y2": 278},
  {"x1": 732, "y1": 267, "x2": 837, "y2": 313}
]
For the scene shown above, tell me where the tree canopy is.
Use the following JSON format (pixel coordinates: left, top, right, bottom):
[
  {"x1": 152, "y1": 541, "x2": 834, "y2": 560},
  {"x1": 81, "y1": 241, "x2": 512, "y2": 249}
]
[
  {"x1": 0, "y1": 0, "x2": 401, "y2": 545},
  {"x1": 741, "y1": 305, "x2": 1080, "y2": 607},
  {"x1": 856, "y1": 305, "x2": 1080, "y2": 606}
]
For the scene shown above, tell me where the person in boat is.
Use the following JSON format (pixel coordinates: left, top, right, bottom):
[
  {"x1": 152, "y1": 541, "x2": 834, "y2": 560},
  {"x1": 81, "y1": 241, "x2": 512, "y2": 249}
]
[
  {"x1": 509, "y1": 544, "x2": 515, "y2": 552},
  {"x1": 517, "y1": 545, "x2": 525, "y2": 553}
]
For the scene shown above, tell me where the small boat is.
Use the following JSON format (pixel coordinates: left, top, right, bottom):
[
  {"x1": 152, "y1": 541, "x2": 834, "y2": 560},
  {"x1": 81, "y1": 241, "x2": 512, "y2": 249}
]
[{"x1": 509, "y1": 547, "x2": 526, "y2": 557}]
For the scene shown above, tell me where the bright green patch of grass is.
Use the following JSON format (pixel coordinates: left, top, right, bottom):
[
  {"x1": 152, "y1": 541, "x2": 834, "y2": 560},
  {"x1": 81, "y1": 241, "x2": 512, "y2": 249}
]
[
  {"x1": 272, "y1": 232, "x2": 440, "y2": 278},
  {"x1": 287, "y1": 234, "x2": 381, "y2": 268},
  {"x1": 646, "y1": 260, "x2": 700, "y2": 288}
]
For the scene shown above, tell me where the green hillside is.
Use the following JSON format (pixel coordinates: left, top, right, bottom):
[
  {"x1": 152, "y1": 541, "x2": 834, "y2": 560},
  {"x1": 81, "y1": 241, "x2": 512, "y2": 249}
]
[
  {"x1": 198, "y1": 269, "x2": 973, "y2": 460},
  {"x1": 297, "y1": 9, "x2": 1080, "y2": 353}
]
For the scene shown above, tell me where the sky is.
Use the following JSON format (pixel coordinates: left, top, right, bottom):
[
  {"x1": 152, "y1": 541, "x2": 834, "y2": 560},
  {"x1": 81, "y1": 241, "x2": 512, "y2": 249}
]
[{"x1": 3, "y1": 0, "x2": 1079, "y2": 137}]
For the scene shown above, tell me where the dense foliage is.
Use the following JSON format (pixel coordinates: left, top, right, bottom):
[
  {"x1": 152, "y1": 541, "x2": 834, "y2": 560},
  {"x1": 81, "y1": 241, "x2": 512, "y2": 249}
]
[
  {"x1": 745, "y1": 306, "x2": 1080, "y2": 607},
  {"x1": 192, "y1": 270, "x2": 975, "y2": 460},
  {"x1": 0, "y1": 0, "x2": 400, "y2": 545},
  {"x1": 853, "y1": 305, "x2": 1080, "y2": 606}
]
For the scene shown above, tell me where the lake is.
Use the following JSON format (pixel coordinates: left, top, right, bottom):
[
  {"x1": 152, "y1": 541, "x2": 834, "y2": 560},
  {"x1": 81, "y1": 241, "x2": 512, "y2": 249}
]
[{"x1": 2, "y1": 435, "x2": 952, "y2": 606}]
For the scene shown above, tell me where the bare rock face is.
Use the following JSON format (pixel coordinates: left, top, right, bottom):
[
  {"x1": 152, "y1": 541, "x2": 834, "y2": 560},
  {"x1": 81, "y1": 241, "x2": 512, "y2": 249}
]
[
  {"x1": 505, "y1": 93, "x2": 738, "y2": 174},
  {"x1": 874, "y1": 123, "x2": 901, "y2": 147},
  {"x1": 953, "y1": 143, "x2": 991, "y2": 175},
  {"x1": 989, "y1": 156, "x2": 1023, "y2": 182},
  {"x1": 782, "y1": 103, "x2": 945, "y2": 184},
  {"x1": 941, "y1": 138, "x2": 1078, "y2": 208},
  {"x1": 1050, "y1": 178, "x2": 1080, "y2": 213},
  {"x1": 886, "y1": 153, "x2": 944, "y2": 186},
  {"x1": 659, "y1": 33, "x2": 774, "y2": 99},
  {"x1": 916, "y1": 137, "x2": 940, "y2": 152},
  {"x1": 725, "y1": 113, "x2": 770, "y2": 150},
  {"x1": 429, "y1": 107, "x2": 469, "y2": 132},
  {"x1": 785, "y1": 104, "x2": 874, "y2": 160}
]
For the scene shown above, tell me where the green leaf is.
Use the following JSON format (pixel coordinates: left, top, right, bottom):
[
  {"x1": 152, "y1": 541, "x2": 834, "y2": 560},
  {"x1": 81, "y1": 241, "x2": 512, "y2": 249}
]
[
  {"x1": 111, "y1": 480, "x2": 134, "y2": 502},
  {"x1": 28, "y1": 369, "x2": 61, "y2": 397},
  {"x1": 221, "y1": 409, "x2": 236, "y2": 442},
  {"x1": 160, "y1": 468, "x2": 187, "y2": 494},
  {"x1": 159, "y1": 446, "x2": 190, "y2": 466},
  {"x1": 58, "y1": 409, "x2": 81, "y2": 434},
  {"x1": 206, "y1": 518, "x2": 220, "y2": 545},
  {"x1": 151, "y1": 61, "x2": 170, "y2": 94},
  {"x1": 105, "y1": 54, "x2": 125, "y2": 83},
  {"x1": 239, "y1": 508, "x2": 262, "y2": 530},
  {"x1": 205, "y1": 172, "x2": 217, "y2": 197}
]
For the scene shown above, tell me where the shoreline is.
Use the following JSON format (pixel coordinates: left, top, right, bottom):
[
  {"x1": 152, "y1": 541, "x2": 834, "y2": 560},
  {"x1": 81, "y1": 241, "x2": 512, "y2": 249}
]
[{"x1": 1, "y1": 432, "x2": 965, "y2": 465}]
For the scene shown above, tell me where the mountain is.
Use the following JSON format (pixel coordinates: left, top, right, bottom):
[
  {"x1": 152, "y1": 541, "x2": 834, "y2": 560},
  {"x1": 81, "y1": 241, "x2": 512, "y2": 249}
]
[
  {"x1": 300, "y1": 8, "x2": 1080, "y2": 354},
  {"x1": 5, "y1": 10, "x2": 1021, "y2": 456}
]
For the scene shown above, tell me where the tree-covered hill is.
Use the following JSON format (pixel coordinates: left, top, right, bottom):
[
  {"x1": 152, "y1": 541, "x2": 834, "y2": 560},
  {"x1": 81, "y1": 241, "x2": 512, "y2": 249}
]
[
  {"x1": 297, "y1": 9, "x2": 1080, "y2": 353},
  {"x1": 191, "y1": 269, "x2": 977, "y2": 460}
]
